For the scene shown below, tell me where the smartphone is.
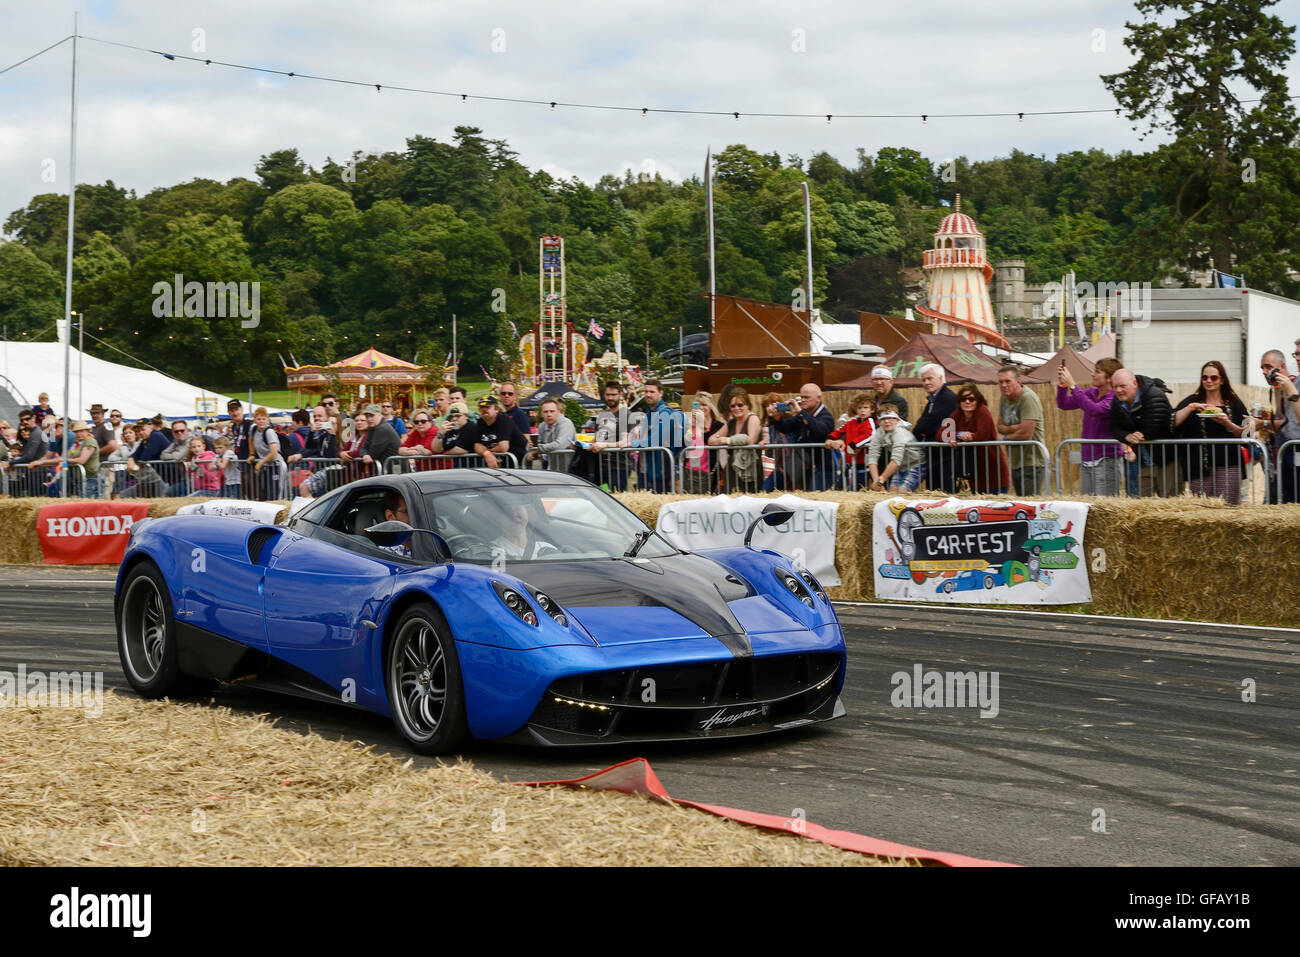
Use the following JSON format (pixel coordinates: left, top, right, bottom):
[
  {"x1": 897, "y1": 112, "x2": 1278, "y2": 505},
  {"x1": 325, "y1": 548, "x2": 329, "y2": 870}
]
[{"x1": 691, "y1": 401, "x2": 700, "y2": 410}]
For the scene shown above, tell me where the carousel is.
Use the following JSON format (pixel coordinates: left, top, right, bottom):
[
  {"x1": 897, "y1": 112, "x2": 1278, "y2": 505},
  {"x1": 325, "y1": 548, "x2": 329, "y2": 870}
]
[{"x1": 284, "y1": 347, "x2": 430, "y2": 416}]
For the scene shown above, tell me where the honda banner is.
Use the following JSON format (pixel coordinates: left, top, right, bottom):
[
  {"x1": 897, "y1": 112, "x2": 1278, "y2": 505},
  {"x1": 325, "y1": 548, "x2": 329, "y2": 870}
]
[{"x1": 37, "y1": 501, "x2": 151, "y2": 565}]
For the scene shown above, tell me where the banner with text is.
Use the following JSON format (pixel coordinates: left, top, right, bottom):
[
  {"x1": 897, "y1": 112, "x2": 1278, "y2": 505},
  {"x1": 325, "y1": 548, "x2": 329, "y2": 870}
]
[
  {"x1": 37, "y1": 501, "x2": 151, "y2": 565},
  {"x1": 872, "y1": 497, "x2": 1091, "y2": 604},
  {"x1": 175, "y1": 499, "x2": 285, "y2": 524},
  {"x1": 656, "y1": 494, "x2": 841, "y2": 584}
]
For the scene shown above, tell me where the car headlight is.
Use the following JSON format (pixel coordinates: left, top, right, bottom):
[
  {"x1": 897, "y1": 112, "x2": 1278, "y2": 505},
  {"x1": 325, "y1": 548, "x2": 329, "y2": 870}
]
[
  {"x1": 493, "y1": 581, "x2": 538, "y2": 626},
  {"x1": 798, "y1": 569, "x2": 828, "y2": 604},
  {"x1": 773, "y1": 568, "x2": 815, "y2": 608},
  {"x1": 529, "y1": 588, "x2": 568, "y2": 627}
]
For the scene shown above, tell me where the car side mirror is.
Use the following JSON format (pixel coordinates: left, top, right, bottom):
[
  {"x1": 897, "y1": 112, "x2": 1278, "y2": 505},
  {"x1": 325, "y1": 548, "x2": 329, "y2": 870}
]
[
  {"x1": 744, "y1": 503, "x2": 796, "y2": 548},
  {"x1": 364, "y1": 521, "x2": 451, "y2": 561},
  {"x1": 364, "y1": 520, "x2": 415, "y2": 547}
]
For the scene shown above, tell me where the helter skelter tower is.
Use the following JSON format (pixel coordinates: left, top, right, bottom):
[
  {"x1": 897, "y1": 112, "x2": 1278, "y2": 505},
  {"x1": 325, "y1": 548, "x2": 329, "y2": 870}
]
[
  {"x1": 917, "y1": 195, "x2": 1010, "y2": 349},
  {"x1": 538, "y1": 236, "x2": 568, "y2": 382}
]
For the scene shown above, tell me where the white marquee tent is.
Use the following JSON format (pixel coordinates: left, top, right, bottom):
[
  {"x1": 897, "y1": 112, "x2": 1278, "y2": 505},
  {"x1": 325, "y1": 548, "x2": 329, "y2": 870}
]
[{"x1": 0, "y1": 342, "x2": 239, "y2": 421}]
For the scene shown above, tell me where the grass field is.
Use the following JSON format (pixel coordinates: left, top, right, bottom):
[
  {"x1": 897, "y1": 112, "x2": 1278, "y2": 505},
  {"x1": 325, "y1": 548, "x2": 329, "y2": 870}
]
[{"x1": 220, "y1": 381, "x2": 493, "y2": 414}]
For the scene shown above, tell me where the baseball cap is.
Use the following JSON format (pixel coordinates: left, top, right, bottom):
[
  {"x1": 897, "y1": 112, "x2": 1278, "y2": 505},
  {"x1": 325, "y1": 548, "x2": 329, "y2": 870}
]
[
  {"x1": 448, "y1": 401, "x2": 469, "y2": 416},
  {"x1": 878, "y1": 411, "x2": 901, "y2": 421},
  {"x1": 363, "y1": 403, "x2": 383, "y2": 416},
  {"x1": 478, "y1": 395, "x2": 500, "y2": 408},
  {"x1": 871, "y1": 366, "x2": 894, "y2": 380}
]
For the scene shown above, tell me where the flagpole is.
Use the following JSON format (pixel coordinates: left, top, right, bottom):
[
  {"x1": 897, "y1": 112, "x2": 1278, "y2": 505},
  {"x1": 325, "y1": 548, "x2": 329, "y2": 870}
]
[
  {"x1": 802, "y1": 180, "x2": 814, "y2": 326},
  {"x1": 60, "y1": 12, "x2": 79, "y2": 499},
  {"x1": 451, "y1": 313, "x2": 457, "y2": 387},
  {"x1": 705, "y1": 147, "x2": 716, "y2": 334}
]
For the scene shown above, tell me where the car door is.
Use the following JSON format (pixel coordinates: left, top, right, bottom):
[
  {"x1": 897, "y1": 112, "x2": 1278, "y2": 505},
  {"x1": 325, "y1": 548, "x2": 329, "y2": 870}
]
[{"x1": 261, "y1": 484, "x2": 410, "y2": 699}]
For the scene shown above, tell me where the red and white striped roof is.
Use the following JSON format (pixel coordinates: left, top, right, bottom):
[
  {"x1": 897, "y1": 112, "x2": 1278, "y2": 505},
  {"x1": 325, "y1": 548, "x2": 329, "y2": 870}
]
[{"x1": 934, "y1": 193, "x2": 982, "y2": 236}]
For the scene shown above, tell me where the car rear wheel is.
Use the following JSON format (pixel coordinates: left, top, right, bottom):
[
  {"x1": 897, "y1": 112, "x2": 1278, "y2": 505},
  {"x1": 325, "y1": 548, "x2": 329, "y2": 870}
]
[
  {"x1": 117, "y1": 562, "x2": 185, "y2": 697},
  {"x1": 386, "y1": 603, "x2": 467, "y2": 754},
  {"x1": 966, "y1": 509, "x2": 980, "y2": 523},
  {"x1": 942, "y1": 580, "x2": 955, "y2": 594}
]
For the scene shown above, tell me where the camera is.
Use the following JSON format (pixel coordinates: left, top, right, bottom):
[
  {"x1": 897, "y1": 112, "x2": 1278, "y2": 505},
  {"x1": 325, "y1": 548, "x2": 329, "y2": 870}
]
[
  {"x1": 1268, "y1": 369, "x2": 1281, "y2": 384},
  {"x1": 776, "y1": 402, "x2": 793, "y2": 413}
]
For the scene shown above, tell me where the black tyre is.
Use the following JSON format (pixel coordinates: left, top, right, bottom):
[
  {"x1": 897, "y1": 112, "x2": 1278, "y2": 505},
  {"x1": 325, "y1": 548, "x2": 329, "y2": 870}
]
[
  {"x1": 942, "y1": 580, "x2": 955, "y2": 594},
  {"x1": 386, "y1": 603, "x2": 468, "y2": 754},
  {"x1": 117, "y1": 562, "x2": 185, "y2": 697},
  {"x1": 1014, "y1": 510, "x2": 1028, "y2": 520},
  {"x1": 983, "y1": 575, "x2": 995, "y2": 589},
  {"x1": 966, "y1": 509, "x2": 980, "y2": 523}
]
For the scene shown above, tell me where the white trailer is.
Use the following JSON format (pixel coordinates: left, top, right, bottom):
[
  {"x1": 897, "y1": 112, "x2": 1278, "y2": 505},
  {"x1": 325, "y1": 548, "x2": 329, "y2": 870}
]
[{"x1": 1116, "y1": 287, "x2": 1300, "y2": 386}]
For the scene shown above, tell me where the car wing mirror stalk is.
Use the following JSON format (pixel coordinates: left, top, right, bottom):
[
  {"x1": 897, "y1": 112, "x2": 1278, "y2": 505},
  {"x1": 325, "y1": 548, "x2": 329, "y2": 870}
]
[{"x1": 744, "y1": 503, "x2": 796, "y2": 549}]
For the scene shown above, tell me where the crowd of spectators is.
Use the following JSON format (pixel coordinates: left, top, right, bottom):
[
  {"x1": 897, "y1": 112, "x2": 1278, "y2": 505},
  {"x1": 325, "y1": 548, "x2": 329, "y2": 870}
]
[{"x1": 6, "y1": 341, "x2": 1298, "y2": 503}]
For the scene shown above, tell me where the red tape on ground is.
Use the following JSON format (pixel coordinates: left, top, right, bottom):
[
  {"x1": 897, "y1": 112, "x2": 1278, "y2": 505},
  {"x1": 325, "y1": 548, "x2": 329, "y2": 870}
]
[{"x1": 520, "y1": 756, "x2": 1015, "y2": 866}]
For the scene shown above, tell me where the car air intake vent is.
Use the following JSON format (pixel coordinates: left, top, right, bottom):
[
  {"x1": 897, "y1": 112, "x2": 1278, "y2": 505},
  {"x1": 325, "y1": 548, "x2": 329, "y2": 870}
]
[{"x1": 247, "y1": 527, "x2": 280, "y2": 564}]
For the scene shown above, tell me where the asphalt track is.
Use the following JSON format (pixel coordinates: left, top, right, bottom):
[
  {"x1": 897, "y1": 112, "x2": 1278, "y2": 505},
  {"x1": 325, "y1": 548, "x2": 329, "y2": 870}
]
[{"x1": 4, "y1": 564, "x2": 1297, "y2": 867}]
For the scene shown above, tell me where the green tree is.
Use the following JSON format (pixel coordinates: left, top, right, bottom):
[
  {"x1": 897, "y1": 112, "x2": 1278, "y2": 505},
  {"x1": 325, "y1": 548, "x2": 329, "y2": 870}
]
[
  {"x1": 0, "y1": 241, "x2": 63, "y2": 337},
  {"x1": 255, "y1": 149, "x2": 311, "y2": 194},
  {"x1": 1102, "y1": 0, "x2": 1298, "y2": 285}
]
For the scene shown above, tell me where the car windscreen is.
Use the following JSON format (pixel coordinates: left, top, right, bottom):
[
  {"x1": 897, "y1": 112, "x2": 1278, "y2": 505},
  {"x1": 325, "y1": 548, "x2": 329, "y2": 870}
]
[{"x1": 421, "y1": 484, "x2": 676, "y2": 563}]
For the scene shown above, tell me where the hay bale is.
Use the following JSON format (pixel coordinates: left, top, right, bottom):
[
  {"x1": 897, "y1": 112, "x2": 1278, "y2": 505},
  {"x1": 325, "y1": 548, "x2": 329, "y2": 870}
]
[
  {"x1": 0, "y1": 692, "x2": 893, "y2": 866},
  {"x1": 616, "y1": 491, "x2": 1300, "y2": 628}
]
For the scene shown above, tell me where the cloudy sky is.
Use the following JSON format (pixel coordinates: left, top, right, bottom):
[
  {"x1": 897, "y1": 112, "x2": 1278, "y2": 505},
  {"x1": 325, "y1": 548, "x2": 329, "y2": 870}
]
[{"x1": 2, "y1": 0, "x2": 1298, "y2": 230}]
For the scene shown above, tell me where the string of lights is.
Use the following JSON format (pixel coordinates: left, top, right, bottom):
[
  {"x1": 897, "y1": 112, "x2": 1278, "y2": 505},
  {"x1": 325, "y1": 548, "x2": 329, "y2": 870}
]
[
  {"x1": 71, "y1": 33, "x2": 1295, "y2": 123},
  {"x1": 6, "y1": 33, "x2": 1292, "y2": 122}
]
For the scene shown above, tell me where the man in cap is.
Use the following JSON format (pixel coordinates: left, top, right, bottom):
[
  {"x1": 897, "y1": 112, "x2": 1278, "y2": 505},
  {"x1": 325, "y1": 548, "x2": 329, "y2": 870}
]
[
  {"x1": 431, "y1": 401, "x2": 475, "y2": 463},
  {"x1": 465, "y1": 395, "x2": 527, "y2": 468},
  {"x1": 359, "y1": 403, "x2": 401, "y2": 472},
  {"x1": 870, "y1": 366, "x2": 909, "y2": 423}
]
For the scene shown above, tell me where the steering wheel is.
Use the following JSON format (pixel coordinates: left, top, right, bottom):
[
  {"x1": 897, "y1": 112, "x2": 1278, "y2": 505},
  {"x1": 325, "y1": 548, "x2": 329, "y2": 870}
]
[{"x1": 442, "y1": 534, "x2": 496, "y2": 562}]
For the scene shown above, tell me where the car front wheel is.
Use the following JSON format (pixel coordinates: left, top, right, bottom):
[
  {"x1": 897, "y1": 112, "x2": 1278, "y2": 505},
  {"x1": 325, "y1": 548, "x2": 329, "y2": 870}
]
[{"x1": 386, "y1": 603, "x2": 468, "y2": 754}]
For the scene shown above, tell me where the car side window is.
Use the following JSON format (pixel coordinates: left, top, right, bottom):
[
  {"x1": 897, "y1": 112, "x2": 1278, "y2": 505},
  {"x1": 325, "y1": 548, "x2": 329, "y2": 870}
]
[{"x1": 326, "y1": 486, "x2": 403, "y2": 545}]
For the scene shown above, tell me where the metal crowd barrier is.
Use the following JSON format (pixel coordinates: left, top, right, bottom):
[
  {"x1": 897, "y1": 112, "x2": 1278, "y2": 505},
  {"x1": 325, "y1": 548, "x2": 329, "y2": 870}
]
[
  {"x1": 681, "y1": 442, "x2": 859, "y2": 494},
  {"x1": 384, "y1": 452, "x2": 520, "y2": 474},
  {"x1": 1277, "y1": 439, "x2": 1300, "y2": 504},
  {"x1": 1053, "y1": 439, "x2": 1132, "y2": 498},
  {"x1": 906, "y1": 440, "x2": 1053, "y2": 496},
  {"x1": 2, "y1": 462, "x2": 88, "y2": 498},
  {"x1": 1053, "y1": 437, "x2": 1270, "y2": 503}
]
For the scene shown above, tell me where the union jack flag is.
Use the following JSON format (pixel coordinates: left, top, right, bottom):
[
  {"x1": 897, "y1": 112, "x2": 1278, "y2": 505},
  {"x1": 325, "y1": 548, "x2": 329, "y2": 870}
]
[{"x1": 588, "y1": 320, "x2": 604, "y2": 339}]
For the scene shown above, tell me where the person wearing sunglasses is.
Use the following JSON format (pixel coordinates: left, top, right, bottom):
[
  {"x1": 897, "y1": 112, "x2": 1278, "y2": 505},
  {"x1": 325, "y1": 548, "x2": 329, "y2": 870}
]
[
  {"x1": 320, "y1": 393, "x2": 353, "y2": 442},
  {"x1": 949, "y1": 385, "x2": 1009, "y2": 495},
  {"x1": 498, "y1": 382, "x2": 532, "y2": 436},
  {"x1": 710, "y1": 389, "x2": 763, "y2": 492},
  {"x1": 1172, "y1": 360, "x2": 1249, "y2": 504},
  {"x1": 399, "y1": 409, "x2": 441, "y2": 471}
]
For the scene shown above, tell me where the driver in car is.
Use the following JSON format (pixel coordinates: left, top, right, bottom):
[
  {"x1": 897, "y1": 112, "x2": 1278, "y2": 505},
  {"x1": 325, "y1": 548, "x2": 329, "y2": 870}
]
[
  {"x1": 377, "y1": 490, "x2": 413, "y2": 558},
  {"x1": 497, "y1": 498, "x2": 559, "y2": 561}
]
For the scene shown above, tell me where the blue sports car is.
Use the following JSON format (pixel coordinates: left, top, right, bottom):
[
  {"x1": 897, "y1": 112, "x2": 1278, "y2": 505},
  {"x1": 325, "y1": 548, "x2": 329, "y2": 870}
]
[{"x1": 114, "y1": 470, "x2": 847, "y2": 753}]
